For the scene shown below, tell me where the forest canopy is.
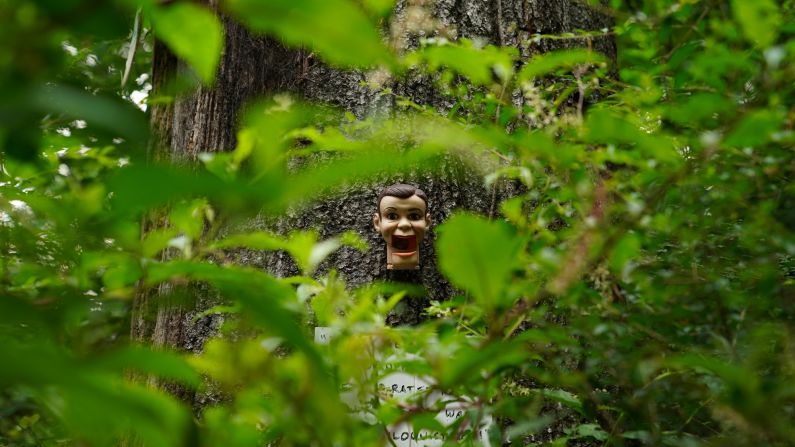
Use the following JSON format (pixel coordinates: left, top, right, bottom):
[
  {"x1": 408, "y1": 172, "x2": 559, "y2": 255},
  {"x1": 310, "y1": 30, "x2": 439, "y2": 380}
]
[{"x1": 1, "y1": 0, "x2": 794, "y2": 446}]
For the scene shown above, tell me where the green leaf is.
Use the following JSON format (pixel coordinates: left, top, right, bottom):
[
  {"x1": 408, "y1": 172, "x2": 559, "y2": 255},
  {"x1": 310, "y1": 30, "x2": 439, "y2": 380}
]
[
  {"x1": 610, "y1": 232, "x2": 640, "y2": 273},
  {"x1": 150, "y1": 2, "x2": 223, "y2": 84},
  {"x1": 91, "y1": 346, "x2": 201, "y2": 387},
  {"x1": 102, "y1": 255, "x2": 143, "y2": 290},
  {"x1": 32, "y1": 84, "x2": 148, "y2": 147},
  {"x1": 484, "y1": 166, "x2": 533, "y2": 189},
  {"x1": 108, "y1": 164, "x2": 279, "y2": 216},
  {"x1": 585, "y1": 110, "x2": 679, "y2": 164},
  {"x1": 530, "y1": 389, "x2": 584, "y2": 415},
  {"x1": 169, "y1": 199, "x2": 211, "y2": 240},
  {"x1": 516, "y1": 130, "x2": 579, "y2": 167},
  {"x1": 665, "y1": 93, "x2": 735, "y2": 126},
  {"x1": 57, "y1": 378, "x2": 193, "y2": 447},
  {"x1": 339, "y1": 230, "x2": 369, "y2": 252},
  {"x1": 142, "y1": 227, "x2": 180, "y2": 258},
  {"x1": 224, "y1": 0, "x2": 392, "y2": 67},
  {"x1": 361, "y1": 0, "x2": 395, "y2": 17},
  {"x1": 280, "y1": 146, "x2": 446, "y2": 211},
  {"x1": 622, "y1": 431, "x2": 652, "y2": 443},
  {"x1": 732, "y1": 0, "x2": 781, "y2": 47},
  {"x1": 412, "y1": 412, "x2": 447, "y2": 431},
  {"x1": 146, "y1": 261, "x2": 326, "y2": 372},
  {"x1": 517, "y1": 49, "x2": 606, "y2": 81},
  {"x1": 240, "y1": 97, "x2": 321, "y2": 181},
  {"x1": 213, "y1": 230, "x2": 366, "y2": 275},
  {"x1": 284, "y1": 230, "x2": 321, "y2": 274},
  {"x1": 212, "y1": 231, "x2": 289, "y2": 252},
  {"x1": 505, "y1": 416, "x2": 554, "y2": 441},
  {"x1": 439, "y1": 340, "x2": 527, "y2": 386},
  {"x1": 406, "y1": 40, "x2": 517, "y2": 85},
  {"x1": 724, "y1": 110, "x2": 784, "y2": 148},
  {"x1": 0, "y1": 341, "x2": 193, "y2": 447},
  {"x1": 666, "y1": 354, "x2": 759, "y2": 395},
  {"x1": 199, "y1": 152, "x2": 237, "y2": 182},
  {"x1": 436, "y1": 214, "x2": 522, "y2": 306}
]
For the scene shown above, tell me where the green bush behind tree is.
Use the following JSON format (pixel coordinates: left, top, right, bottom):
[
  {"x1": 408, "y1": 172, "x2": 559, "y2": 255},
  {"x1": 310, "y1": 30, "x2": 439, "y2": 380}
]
[{"x1": 1, "y1": 0, "x2": 794, "y2": 445}]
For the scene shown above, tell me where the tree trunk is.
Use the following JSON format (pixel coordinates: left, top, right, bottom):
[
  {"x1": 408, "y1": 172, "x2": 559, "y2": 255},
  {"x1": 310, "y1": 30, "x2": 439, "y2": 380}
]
[{"x1": 132, "y1": 0, "x2": 614, "y2": 407}]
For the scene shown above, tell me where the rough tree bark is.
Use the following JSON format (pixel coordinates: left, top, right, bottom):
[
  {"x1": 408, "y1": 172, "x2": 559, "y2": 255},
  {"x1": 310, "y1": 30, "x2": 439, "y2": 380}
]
[{"x1": 131, "y1": 0, "x2": 614, "y2": 407}]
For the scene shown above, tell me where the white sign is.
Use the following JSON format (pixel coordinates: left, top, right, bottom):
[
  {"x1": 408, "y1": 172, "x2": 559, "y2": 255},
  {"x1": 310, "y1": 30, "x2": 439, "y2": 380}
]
[{"x1": 314, "y1": 327, "x2": 492, "y2": 446}]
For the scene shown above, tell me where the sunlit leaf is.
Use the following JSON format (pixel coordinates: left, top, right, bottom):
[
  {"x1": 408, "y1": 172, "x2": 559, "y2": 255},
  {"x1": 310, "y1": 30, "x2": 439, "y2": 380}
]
[
  {"x1": 214, "y1": 229, "x2": 367, "y2": 275},
  {"x1": 530, "y1": 388, "x2": 584, "y2": 415},
  {"x1": 732, "y1": 0, "x2": 781, "y2": 47},
  {"x1": 406, "y1": 40, "x2": 517, "y2": 85},
  {"x1": 517, "y1": 49, "x2": 606, "y2": 81},
  {"x1": 436, "y1": 214, "x2": 522, "y2": 306},
  {"x1": 149, "y1": 2, "x2": 224, "y2": 84},
  {"x1": 585, "y1": 110, "x2": 680, "y2": 164},
  {"x1": 224, "y1": 0, "x2": 393, "y2": 67}
]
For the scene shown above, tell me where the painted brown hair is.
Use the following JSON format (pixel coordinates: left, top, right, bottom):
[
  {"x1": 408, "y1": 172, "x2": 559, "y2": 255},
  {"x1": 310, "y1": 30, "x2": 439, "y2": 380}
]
[{"x1": 376, "y1": 183, "x2": 428, "y2": 210}]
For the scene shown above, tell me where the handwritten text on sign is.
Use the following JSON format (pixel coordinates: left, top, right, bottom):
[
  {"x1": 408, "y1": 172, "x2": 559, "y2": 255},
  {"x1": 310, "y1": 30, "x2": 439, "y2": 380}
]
[{"x1": 314, "y1": 327, "x2": 492, "y2": 446}]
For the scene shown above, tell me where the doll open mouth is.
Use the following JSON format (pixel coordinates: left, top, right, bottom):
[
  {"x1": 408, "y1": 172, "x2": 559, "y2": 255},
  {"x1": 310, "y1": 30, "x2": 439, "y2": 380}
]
[{"x1": 391, "y1": 234, "x2": 417, "y2": 256}]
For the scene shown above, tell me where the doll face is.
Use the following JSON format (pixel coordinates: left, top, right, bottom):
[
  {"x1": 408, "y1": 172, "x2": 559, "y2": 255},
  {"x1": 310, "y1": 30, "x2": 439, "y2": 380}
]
[{"x1": 373, "y1": 194, "x2": 431, "y2": 268}]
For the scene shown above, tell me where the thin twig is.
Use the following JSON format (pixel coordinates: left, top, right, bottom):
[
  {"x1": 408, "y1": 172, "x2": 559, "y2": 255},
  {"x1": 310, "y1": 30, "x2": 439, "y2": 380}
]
[
  {"x1": 488, "y1": 179, "x2": 498, "y2": 220},
  {"x1": 121, "y1": 8, "x2": 142, "y2": 88}
]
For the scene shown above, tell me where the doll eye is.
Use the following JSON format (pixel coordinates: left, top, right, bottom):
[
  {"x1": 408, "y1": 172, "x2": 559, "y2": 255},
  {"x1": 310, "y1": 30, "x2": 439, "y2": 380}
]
[
  {"x1": 409, "y1": 213, "x2": 422, "y2": 220},
  {"x1": 385, "y1": 212, "x2": 398, "y2": 220}
]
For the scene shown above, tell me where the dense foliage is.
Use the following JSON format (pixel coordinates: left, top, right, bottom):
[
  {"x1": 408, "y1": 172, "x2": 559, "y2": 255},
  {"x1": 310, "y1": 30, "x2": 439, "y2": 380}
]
[{"x1": 2, "y1": 0, "x2": 794, "y2": 446}]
